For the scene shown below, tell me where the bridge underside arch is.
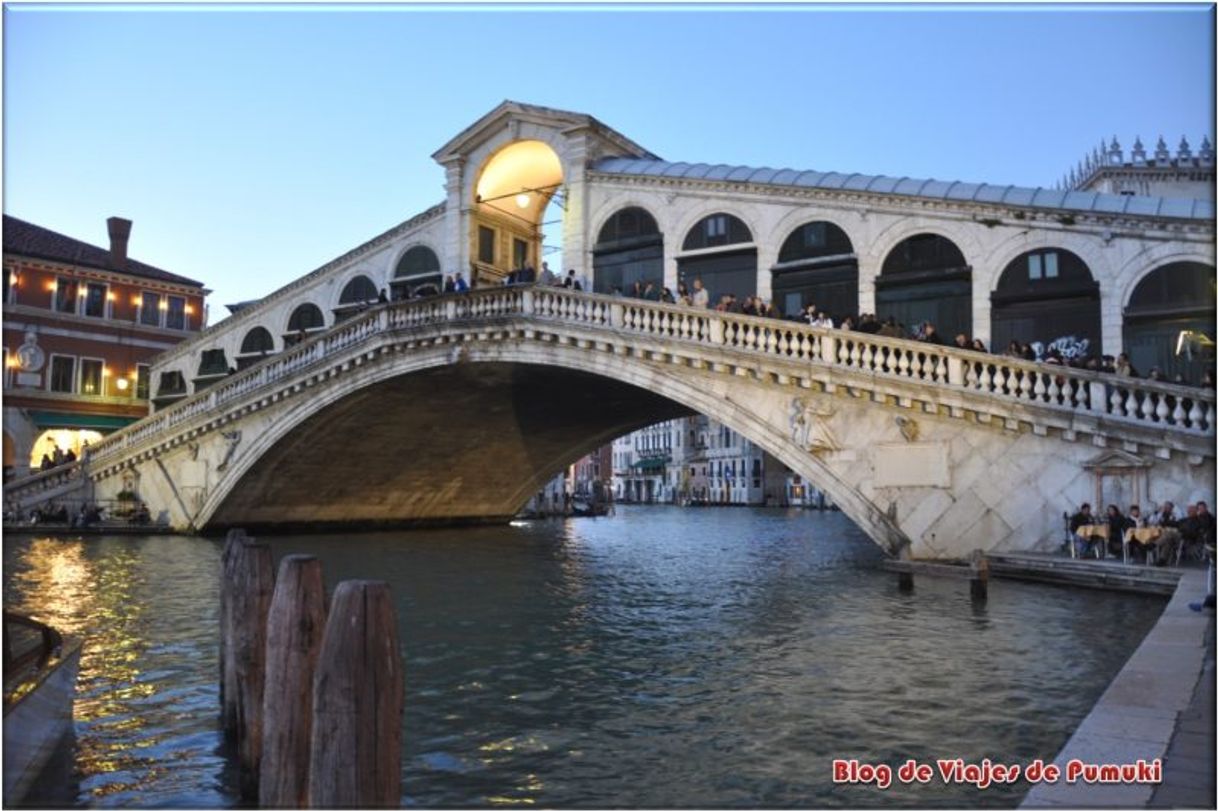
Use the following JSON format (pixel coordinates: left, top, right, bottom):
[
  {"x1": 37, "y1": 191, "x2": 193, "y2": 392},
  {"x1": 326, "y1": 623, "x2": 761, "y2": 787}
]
[{"x1": 206, "y1": 363, "x2": 693, "y2": 532}]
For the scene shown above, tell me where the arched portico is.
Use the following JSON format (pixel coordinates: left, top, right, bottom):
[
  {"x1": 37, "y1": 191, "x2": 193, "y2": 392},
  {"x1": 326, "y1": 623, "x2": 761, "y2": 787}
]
[
  {"x1": 591, "y1": 206, "x2": 664, "y2": 295},
  {"x1": 875, "y1": 232, "x2": 973, "y2": 340},
  {"x1": 1123, "y1": 261, "x2": 1216, "y2": 382},
  {"x1": 990, "y1": 248, "x2": 1101, "y2": 361},
  {"x1": 469, "y1": 139, "x2": 564, "y2": 285}
]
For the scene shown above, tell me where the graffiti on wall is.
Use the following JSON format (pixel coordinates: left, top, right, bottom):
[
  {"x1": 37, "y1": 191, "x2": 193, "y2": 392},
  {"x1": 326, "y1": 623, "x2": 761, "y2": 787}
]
[{"x1": 1030, "y1": 335, "x2": 1091, "y2": 361}]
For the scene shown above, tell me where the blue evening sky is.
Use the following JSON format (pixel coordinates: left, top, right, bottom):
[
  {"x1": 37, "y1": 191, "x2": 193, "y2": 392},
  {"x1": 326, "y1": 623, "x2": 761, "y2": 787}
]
[{"x1": 3, "y1": 3, "x2": 1213, "y2": 323}]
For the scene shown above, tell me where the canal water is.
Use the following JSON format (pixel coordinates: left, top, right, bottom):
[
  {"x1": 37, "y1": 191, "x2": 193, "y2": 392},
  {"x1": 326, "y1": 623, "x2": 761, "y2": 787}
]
[{"x1": 5, "y1": 507, "x2": 1164, "y2": 808}]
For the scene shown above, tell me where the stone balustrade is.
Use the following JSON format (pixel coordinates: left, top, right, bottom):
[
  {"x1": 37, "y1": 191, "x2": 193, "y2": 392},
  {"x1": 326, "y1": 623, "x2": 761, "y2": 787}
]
[
  {"x1": 82, "y1": 285, "x2": 1216, "y2": 475},
  {"x1": 4, "y1": 461, "x2": 85, "y2": 510}
]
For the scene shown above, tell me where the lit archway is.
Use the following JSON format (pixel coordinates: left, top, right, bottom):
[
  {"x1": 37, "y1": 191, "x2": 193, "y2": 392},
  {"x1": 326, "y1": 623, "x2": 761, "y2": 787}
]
[
  {"x1": 472, "y1": 140, "x2": 564, "y2": 285},
  {"x1": 29, "y1": 429, "x2": 103, "y2": 469}
]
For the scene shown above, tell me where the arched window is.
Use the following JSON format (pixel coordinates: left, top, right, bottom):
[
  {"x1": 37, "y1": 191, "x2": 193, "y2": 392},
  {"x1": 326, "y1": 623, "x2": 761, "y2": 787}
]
[
  {"x1": 678, "y1": 213, "x2": 757, "y2": 306},
  {"x1": 197, "y1": 348, "x2": 230, "y2": 379},
  {"x1": 1124, "y1": 262, "x2": 1216, "y2": 382},
  {"x1": 681, "y1": 213, "x2": 752, "y2": 252},
  {"x1": 592, "y1": 207, "x2": 663, "y2": 295},
  {"x1": 240, "y1": 326, "x2": 275, "y2": 355},
  {"x1": 391, "y1": 246, "x2": 442, "y2": 300},
  {"x1": 991, "y1": 249, "x2": 1100, "y2": 361},
  {"x1": 772, "y1": 221, "x2": 858, "y2": 319},
  {"x1": 237, "y1": 326, "x2": 276, "y2": 369},
  {"x1": 876, "y1": 233, "x2": 971, "y2": 339},
  {"x1": 598, "y1": 207, "x2": 660, "y2": 245},
  {"x1": 284, "y1": 303, "x2": 325, "y2": 346},
  {"x1": 152, "y1": 371, "x2": 187, "y2": 409},
  {"x1": 338, "y1": 275, "x2": 378, "y2": 305},
  {"x1": 334, "y1": 275, "x2": 379, "y2": 322}
]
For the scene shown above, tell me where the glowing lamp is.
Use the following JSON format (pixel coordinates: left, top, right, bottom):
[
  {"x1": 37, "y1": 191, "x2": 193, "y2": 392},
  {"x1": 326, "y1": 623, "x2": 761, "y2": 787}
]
[
  {"x1": 159, "y1": 300, "x2": 169, "y2": 310},
  {"x1": 185, "y1": 305, "x2": 194, "y2": 315},
  {"x1": 77, "y1": 286, "x2": 87, "y2": 297},
  {"x1": 1176, "y1": 330, "x2": 1216, "y2": 359},
  {"x1": 116, "y1": 378, "x2": 129, "y2": 391},
  {"x1": 47, "y1": 281, "x2": 58, "y2": 292},
  {"x1": 107, "y1": 291, "x2": 117, "y2": 302},
  {"x1": 101, "y1": 367, "x2": 110, "y2": 377},
  {"x1": 515, "y1": 192, "x2": 530, "y2": 209}
]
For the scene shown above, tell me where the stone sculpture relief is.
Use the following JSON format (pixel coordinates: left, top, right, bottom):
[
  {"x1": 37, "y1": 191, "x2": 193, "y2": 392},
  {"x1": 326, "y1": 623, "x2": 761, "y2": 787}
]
[
  {"x1": 895, "y1": 415, "x2": 920, "y2": 442},
  {"x1": 790, "y1": 396, "x2": 839, "y2": 455}
]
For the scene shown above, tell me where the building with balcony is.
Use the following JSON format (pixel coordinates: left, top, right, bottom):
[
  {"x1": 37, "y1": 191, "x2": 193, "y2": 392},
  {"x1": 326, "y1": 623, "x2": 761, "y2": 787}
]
[{"x1": 3, "y1": 215, "x2": 208, "y2": 478}]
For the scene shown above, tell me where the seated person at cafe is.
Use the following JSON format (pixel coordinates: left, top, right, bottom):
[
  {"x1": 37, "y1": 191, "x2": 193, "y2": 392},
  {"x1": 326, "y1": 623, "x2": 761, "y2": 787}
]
[
  {"x1": 1198, "y1": 501, "x2": 1216, "y2": 544},
  {"x1": 1106, "y1": 504, "x2": 1130, "y2": 558},
  {"x1": 1123, "y1": 504, "x2": 1159, "y2": 563},
  {"x1": 1070, "y1": 503, "x2": 1100, "y2": 558},
  {"x1": 1150, "y1": 501, "x2": 1179, "y2": 529},
  {"x1": 1178, "y1": 503, "x2": 1213, "y2": 562}
]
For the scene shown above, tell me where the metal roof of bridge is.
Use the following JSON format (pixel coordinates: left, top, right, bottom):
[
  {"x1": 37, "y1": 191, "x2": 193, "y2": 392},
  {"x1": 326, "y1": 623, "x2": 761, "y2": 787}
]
[{"x1": 589, "y1": 157, "x2": 1215, "y2": 220}]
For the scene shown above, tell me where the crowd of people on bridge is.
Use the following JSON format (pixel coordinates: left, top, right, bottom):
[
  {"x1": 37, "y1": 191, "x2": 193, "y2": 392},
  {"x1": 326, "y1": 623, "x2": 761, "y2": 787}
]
[
  {"x1": 1069, "y1": 500, "x2": 1215, "y2": 564},
  {"x1": 332, "y1": 269, "x2": 1217, "y2": 388},
  {"x1": 37, "y1": 444, "x2": 83, "y2": 472}
]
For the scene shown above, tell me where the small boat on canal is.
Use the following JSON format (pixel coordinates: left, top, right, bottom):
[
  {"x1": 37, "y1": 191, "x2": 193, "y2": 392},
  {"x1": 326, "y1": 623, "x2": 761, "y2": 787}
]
[{"x1": 3, "y1": 612, "x2": 81, "y2": 805}]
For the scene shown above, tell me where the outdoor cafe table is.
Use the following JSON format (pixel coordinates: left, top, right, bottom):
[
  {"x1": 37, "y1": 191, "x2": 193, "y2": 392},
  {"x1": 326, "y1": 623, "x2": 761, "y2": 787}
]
[
  {"x1": 1074, "y1": 524, "x2": 1108, "y2": 559},
  {"x1": 1123, "y1": 526, "x2": 1181, "y2": 565}
]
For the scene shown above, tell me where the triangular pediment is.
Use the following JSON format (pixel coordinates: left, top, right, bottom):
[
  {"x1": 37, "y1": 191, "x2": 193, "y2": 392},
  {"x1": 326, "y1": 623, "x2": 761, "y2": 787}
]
[
  {"x1": 431, "y1": 100, "x2": 659, "y2": 163},
  {"x1": 1082, "y1": 448, "x2": 1151, "y2": 469}
]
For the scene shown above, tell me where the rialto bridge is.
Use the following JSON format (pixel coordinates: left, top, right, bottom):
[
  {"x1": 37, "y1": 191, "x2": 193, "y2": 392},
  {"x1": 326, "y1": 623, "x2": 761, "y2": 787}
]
[
  {"x1": 145, "y1": 100, "x2": 1214, "y2": 405},
  {"x1": 6, "y1": 101, "x2": 1213, "y2": 558},
  {"x1": 8, "y1": 285, "x2": 1214, "y2": 559}
]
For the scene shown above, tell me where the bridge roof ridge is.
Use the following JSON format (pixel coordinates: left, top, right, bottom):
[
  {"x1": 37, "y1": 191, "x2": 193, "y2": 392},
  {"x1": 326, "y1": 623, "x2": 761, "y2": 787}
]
[{"x1": 587, "y1": 156, "x2": 1215, "y2": 221}]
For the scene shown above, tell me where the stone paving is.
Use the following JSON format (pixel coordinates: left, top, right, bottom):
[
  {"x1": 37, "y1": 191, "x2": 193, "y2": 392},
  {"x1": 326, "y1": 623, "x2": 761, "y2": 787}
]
[
  {"x1": 1148, "y1": 613, "x2": 1215, "y2": 809},
  {"x1": 1021, "y1": 568, "x2": 1215, "y2": 808}
]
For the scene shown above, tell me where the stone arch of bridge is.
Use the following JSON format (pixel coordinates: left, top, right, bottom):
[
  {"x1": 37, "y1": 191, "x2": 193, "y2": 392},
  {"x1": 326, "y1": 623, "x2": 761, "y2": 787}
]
[{"x1": 194, "y1": 343, "x2": 908, "y2": 553}]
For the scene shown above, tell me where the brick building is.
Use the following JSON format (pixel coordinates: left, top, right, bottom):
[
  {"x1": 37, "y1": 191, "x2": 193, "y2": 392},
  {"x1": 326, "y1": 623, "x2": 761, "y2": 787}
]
[{"x1": 3, "y1": 215, "x2": 208, "y2": 477}]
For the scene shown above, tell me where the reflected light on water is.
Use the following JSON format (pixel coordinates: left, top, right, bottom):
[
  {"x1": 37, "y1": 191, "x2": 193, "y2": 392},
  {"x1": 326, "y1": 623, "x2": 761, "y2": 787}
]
[{"x1": 3, "y1": 513, "x2": 1167, "y2": 809}]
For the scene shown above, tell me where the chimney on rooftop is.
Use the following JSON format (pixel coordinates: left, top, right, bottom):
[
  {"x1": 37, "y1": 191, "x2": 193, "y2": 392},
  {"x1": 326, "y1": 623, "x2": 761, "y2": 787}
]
[{"x1": 107, "y1": 216, "x2": 132, "y2": 270}]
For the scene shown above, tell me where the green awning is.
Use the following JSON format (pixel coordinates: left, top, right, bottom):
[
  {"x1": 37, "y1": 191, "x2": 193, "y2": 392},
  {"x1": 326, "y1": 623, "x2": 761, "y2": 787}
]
[
  {"x1": 631, "y1": 456, "x2": 670, "y2": 471},
  {"x1": 27, "y1": 411, "x2": 138, "y2": 432}
]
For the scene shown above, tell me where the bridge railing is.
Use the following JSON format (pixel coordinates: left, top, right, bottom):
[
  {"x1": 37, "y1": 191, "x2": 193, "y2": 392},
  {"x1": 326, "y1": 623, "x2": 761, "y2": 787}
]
[
  {"x1": 528, "y1": 286, "x2": 1216, "y2": 437},
  {"x1": 82, "y1": 284, "x2": 1215, "y2": 468},
  {"x1": 3, "y1": 461, "x2": 85, "y2": 508}
]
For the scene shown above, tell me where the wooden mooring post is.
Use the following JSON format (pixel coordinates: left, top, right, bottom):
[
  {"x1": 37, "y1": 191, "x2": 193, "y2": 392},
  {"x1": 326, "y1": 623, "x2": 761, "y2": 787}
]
[
  {"x1": 308, "y1": 580, "x2": 403, "y2": 809},
  {"x1": 220, "y1": 529, "x2": 276, "y2": 800},
  {"x1": 969, "y1": 549, "x2": 989, "y2": 602},
  {"x1": 221, "y1": 533, "x2": 404, "y2": 809},
  {"x1": 260, "y1": 555, "x2": 327, "y2": 809},
  {"x1": 881, "y1": 552, "x2": 989, "y2": 603}
]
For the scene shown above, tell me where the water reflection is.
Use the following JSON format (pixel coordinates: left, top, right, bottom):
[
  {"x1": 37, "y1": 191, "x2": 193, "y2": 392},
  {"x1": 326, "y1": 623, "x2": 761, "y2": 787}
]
[
  {"x1": 4, "y1": 535, "x2": 227, "y2": 807},
  {"x1": 4, "y1": 509, "x2": 1165, "y2": 809}
]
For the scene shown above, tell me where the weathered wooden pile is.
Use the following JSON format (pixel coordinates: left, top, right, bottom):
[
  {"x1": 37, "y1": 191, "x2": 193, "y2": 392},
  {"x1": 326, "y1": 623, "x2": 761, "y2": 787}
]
[{"x1": 220, "y1": 529, "x2": 403, "y2": 808}]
